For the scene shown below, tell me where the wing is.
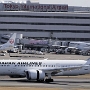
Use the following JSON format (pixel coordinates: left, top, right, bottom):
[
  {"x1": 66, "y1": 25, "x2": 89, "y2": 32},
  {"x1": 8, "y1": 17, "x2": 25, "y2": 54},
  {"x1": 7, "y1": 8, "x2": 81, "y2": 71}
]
[{"x1": 42, "y1": 65, "x2": 89, "y2": 74}]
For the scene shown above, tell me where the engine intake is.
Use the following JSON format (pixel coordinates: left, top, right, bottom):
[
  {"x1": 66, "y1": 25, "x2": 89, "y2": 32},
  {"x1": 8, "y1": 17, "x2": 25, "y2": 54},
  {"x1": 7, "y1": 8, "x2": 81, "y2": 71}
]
[{"x1": 26, "y1": 70, "x2": 45, "y2": 81}]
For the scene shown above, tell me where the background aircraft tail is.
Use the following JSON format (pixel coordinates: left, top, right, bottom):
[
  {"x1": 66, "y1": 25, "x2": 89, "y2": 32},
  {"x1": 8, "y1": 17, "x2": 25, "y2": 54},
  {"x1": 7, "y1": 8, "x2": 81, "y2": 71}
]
[{"x1": 4, "y1": 33, "x2": 16, "y2": 47}]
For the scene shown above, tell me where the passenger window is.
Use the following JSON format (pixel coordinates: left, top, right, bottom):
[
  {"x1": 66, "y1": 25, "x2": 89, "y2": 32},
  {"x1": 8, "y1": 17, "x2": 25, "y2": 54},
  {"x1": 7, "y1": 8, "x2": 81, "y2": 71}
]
[{"x1": 43, "y1": 65, "x2": 45, "y2": 67}]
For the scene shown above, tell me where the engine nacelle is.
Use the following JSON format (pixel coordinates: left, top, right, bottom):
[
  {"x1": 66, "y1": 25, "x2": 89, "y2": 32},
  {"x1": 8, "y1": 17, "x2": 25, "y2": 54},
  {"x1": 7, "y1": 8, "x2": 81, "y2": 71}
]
[{"x1": 26, "y1": 70, "x2": 45, "y2": 81}]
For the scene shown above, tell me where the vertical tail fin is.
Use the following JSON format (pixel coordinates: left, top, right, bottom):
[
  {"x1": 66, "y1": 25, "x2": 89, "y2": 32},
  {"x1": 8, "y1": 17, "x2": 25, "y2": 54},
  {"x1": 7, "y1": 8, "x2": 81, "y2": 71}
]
[
  {"x1": 1, "y1": 33, "x2": 16, "y2": 50},
  {"x1": 0, "y1": 33, "x2": 16, "y2": 51},
  {"x1": 6, "y1": 33, "x2": 16, "y2": 46}
]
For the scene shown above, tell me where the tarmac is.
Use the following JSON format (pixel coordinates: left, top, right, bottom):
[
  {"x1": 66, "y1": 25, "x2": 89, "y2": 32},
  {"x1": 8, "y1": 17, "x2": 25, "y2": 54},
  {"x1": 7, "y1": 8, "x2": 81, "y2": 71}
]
[
  {"x1": 1, "y1": 52, "x2": 90, "y2": 60},
  {"x1": 0, "y1": 76, "x2": 90, "y2": 89},
  {"x1": 0, "y1": 52, "x2": 90, "y2": 89}
]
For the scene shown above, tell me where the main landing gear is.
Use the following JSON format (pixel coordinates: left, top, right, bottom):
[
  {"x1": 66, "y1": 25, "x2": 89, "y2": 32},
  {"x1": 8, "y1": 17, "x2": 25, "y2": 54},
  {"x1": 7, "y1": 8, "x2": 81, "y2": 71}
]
[
  {"x1": 37, "y1": 74, "x2": 54, "y2": 83},
  {"x1": 45, "y1": 74, "x2": 54, "y2": 83},
  {"x1": 45, "y1": 78, "x2": 53, "y2": 82}
]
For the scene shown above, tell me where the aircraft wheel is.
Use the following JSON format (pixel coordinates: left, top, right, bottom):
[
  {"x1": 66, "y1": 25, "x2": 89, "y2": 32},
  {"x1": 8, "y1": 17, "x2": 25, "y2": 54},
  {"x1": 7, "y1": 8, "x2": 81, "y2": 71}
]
[
  {"x1": 37, "y1": 79, "x2": 44, "y2": 82},
  {"x1": 45, "y1": 79, "x2": 53, "y2": 82}
]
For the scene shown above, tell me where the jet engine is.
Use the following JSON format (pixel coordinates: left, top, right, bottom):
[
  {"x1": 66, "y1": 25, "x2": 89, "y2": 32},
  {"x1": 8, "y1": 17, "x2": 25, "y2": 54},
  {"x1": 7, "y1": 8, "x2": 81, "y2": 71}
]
[{"x1": 25, "y1": 70, "x2": 45, "y2": 81}]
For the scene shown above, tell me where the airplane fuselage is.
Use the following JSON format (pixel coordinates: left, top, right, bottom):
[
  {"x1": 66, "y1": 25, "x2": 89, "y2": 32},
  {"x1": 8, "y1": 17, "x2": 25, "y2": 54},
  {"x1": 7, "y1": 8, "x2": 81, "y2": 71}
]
[{"x1": 0, "y1": 59, "x2": 89, "y2": 76}]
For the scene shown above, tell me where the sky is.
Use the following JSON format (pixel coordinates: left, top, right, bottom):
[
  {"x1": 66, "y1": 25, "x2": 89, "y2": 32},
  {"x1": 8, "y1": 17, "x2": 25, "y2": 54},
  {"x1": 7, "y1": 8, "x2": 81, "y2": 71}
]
[{"x1": 2, "y1": 0, "x2": 90, "y2": 7}]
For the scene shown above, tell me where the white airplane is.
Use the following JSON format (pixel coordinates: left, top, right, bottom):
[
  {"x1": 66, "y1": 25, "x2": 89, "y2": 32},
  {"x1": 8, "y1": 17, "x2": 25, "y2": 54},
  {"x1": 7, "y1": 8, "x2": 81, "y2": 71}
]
[
  {"x1": 0, "y1": 33, "x2": 16, "y2": 51},
  {"x1": 0, "y1": 58, "x2": 90, "y2": 82}
]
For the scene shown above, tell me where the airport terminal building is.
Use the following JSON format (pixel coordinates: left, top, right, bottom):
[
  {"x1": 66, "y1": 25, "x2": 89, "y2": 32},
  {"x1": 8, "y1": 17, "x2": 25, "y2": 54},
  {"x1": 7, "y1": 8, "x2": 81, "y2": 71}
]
[{"x1": 0, "y1": 0, "x2": 90, "y2": 42}]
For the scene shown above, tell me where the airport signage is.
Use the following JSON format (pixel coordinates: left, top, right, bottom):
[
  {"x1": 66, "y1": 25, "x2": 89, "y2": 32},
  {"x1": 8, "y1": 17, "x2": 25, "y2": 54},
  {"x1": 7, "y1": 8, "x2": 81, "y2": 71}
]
[{"x1": 3, "y1": 3, "x2": 68, "y2": 12}]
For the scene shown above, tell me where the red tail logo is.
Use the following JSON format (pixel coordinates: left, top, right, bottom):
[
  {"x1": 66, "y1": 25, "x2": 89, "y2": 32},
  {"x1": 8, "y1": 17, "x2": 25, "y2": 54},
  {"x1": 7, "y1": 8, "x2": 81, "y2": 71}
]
[{"x1": 9, "y1": 39, "x2": 14, "y2": 44}]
